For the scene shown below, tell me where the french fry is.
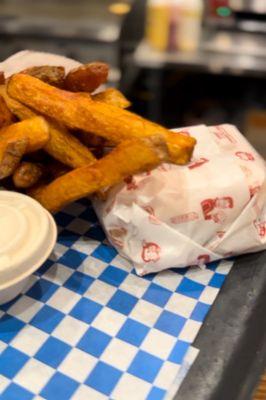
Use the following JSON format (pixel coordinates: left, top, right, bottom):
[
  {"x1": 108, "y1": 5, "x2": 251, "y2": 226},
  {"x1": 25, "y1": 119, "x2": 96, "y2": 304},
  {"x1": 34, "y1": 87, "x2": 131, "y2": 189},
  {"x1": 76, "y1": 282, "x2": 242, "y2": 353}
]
[
  {"x1": 0, "y1": 138, "x2": 28, "y2": 179},
  {"x1": 30, "y1": 135, "x2": 169, "y2": 212},
  {"x1": 64, "y1": 62, "x2": 109, "y2": 92},
  {"x1": 44, "y1": 120, "x2": 96, "y2": 168},
  {"x1": 20, "y1": 66, "x2": 65, "y2": 87},
  {"x1": 0, "y1": 95, "x2": 15, "y2": 128},
  {"x1": 0, "y1": 85, "x2": 35, "y2": 120},
  {"x1": 13, "y1": 161, "x2": 43, "y2": 188},
  {"x1": 0, "y1": 117, "x2": 49, "y2": 159},
  {"x1": 8, "y1": 74, "x2": 196, "y2": 165},
  {"x1": 0, "y1": 85, "x2": 96, "y2": 168},
  {"x1": 92, "y1": 88, "x2": 131, "y2": 109}
]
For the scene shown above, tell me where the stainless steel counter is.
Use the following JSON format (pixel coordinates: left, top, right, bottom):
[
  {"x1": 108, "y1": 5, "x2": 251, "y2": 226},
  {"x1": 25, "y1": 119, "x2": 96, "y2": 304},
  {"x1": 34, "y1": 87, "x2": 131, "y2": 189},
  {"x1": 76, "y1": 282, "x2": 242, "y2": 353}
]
[{"x1": 133, "y1": 33, "x2": 266, "y2": 78}]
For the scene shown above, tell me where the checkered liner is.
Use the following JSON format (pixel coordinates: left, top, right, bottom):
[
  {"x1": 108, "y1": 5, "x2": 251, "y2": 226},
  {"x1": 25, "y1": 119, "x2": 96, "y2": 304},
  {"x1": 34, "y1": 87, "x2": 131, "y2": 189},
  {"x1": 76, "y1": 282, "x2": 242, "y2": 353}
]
[{"x1": 0, "y1": 201, "x2": 233, "y2": 400}]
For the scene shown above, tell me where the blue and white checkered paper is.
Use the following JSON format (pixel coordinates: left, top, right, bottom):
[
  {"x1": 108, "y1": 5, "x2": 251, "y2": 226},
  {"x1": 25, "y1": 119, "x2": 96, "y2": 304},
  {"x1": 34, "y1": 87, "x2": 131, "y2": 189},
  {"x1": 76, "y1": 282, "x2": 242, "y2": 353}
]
[{"x1": 0, "y1": 201, "x2": 233, "y2": 400}]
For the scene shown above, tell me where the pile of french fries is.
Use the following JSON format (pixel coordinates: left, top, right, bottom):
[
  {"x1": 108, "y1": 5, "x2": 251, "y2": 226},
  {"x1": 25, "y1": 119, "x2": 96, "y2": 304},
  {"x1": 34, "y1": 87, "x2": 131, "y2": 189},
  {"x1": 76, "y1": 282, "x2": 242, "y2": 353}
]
[{"x1": 0, "y1": 62, "x2": 196, "y2": 212}]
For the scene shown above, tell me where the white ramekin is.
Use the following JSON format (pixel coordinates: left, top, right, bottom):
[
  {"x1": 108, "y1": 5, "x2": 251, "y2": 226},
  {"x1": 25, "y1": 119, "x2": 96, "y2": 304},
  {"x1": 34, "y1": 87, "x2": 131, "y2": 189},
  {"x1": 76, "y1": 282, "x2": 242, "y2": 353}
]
[{"x1": 0, "y1": 191, "x2": 57, "y2": 305}]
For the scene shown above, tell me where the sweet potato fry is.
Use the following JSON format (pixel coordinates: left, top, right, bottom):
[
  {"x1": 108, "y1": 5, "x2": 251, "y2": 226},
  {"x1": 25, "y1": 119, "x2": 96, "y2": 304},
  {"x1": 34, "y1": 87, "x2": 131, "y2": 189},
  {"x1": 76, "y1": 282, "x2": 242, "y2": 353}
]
[
  {"x1": 20, "y1": 66, "x2": 65, "y2": 88},
  {"x1": 0, "y1": 85, "x2": 95, "y2": 168},
  {"x1": 0, "y1": 138, "x2": 28, "y2": 179},
  {"x1": 8, "y1": 74, "x2": 196, "y2": 165},
  {"x1": 0, "y1": 94, "x2": 15, "y2": 128},
  {"x1": 44, "y1": 121, "x2": 96, "y2": 168},
  {"x1": 92, "y1": 88, "x2": 131, "y2": 109},
  {"x1": 0, "y1": 85, "x2": 35, "y2": 120},
  {"x1": 30, "y1": 135, "x2": 169, "y2": 212},
  {"x1": 0, "y1": 117, "x2": 49, "y2": 159},
  {"x1": 64, "y1": 62, "x2": 109, "y2": 92},
  {"x1": 13, "y1": 161, "x2": 43, "y2": 188}
]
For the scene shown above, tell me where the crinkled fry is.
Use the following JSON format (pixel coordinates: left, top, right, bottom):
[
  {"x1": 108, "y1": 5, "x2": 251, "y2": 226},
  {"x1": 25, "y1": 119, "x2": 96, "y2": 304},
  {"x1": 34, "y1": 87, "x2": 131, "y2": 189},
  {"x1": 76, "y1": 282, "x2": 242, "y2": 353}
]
[
  {"x1": 0, "y1": 94, "x2": 15, "y2": 128},
  {"x1": 0, "y1": 118, "x2": 49, "y2": 164},
  {"x1": 30, "y1": 135, "x2": 170, "y2": 212},
  {"x1": 8, "y1": 74, "x2": 196, "y2": 165},
  {"x1": 92, "y1": 88, "x2": 131, "y2": 109},
  {"x1": 13, "y1": 161, "x2": 43, "y2": 188},
  {"x1": 0, "y1": 138, "x2": 28, "y2": 179},
  {"x1": 64, "y1": 62, "x2": 109, "y2": 92},
  {"x1": 0, "y1": 85, "x2": 96, "y2": 168}
]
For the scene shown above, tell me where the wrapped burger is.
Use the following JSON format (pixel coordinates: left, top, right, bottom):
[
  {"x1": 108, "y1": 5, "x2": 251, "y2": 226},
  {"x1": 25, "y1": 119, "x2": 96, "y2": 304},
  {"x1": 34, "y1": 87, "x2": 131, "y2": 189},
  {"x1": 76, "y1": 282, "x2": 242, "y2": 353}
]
[{"x1": 94, "y1": 124, "x2": 266, "y2": 275}]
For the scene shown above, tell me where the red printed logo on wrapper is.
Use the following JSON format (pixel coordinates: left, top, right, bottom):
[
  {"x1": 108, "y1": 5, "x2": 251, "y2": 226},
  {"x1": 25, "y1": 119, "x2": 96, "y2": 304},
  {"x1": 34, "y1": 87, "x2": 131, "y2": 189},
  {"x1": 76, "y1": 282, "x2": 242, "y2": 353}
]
[
  {"x1": 108, "y1": 227, "x2": 127, "y2": 249},
  {"x1": 188, "y1": 158, "x2": 209, "y2": 170},
  {"x1": 141, "y1": 242, "x2": 161, "y2": 263},
  {"x1": 170, "y1": 212, "x2": 199, "y2": 224},
  {"x1": 213, "y1": 126, "x2": 237, "y2": 144},
  {"x1": 254, "y1": 220, "x2": 266, "y2": 238},
  {"x1": 235, "y1": 151, "x2": 255, "y2": 161},
  {"x1": 201, "y1": 197, "x2": 234, "y2": 224}
]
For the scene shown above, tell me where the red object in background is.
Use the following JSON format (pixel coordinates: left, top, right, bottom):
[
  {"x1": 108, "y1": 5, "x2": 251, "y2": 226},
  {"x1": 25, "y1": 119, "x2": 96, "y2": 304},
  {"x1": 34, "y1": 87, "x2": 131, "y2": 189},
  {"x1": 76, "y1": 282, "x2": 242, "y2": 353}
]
[{"x1": 208, "y1": 0, "x2": 231, "y2": 17}]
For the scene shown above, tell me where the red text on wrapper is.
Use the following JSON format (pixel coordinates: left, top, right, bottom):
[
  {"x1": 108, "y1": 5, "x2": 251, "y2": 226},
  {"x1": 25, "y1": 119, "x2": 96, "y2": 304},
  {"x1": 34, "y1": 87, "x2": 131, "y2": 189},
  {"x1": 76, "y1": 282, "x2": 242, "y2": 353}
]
[
  {"x1": 213, "y1": 126, "x2": 237, "y2": 144},
  {"x1": 142, "y1": 206, "x2": 161, "y2": 225},
  {"x1": 254, "y1": 220, "x2": 266, "y2": 238},
  {"x1": 235, "y1": 151, "x2": 255, "y2": 161},
  {"x1": 141, "y1": 242, "x2": 161, "y2": 263},
  {"x1": 201, "y1": 197, "x2": 234, "y2": 224},
  {"x1": 170, "y1": 212, "x2": 199, "y2": 224},
  {"x1": 188, "y1": 158, "x2": 209, "y2": 170}
]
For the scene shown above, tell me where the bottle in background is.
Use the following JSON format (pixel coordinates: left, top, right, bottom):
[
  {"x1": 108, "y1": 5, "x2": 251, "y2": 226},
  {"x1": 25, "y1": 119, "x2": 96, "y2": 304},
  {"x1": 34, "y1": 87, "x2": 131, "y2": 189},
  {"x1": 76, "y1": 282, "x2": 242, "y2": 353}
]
[
  {"x1": 177, "y1": 0, "x2": 204, "y2": 52},
  {"x1": 146, "y1": 0, "x2": 170, "y2": 51}
]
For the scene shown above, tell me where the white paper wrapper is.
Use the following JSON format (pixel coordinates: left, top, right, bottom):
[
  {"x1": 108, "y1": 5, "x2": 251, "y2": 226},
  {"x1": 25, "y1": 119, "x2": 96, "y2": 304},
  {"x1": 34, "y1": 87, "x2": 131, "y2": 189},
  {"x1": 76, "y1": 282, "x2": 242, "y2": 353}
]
[
  {"x1": 0, "y1": 50, "x2": 81, "y2": 77},
  {"x1": 94, "y1": 124, "x2": 266, "y2": 275}
]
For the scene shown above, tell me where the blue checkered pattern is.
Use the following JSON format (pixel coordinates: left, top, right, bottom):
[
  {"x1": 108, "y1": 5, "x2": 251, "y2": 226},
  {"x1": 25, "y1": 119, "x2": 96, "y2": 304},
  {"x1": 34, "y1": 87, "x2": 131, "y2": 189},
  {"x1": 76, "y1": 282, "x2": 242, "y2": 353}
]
[{"x1": 0, "y1": 201, "x2": 233, "y2": 400}]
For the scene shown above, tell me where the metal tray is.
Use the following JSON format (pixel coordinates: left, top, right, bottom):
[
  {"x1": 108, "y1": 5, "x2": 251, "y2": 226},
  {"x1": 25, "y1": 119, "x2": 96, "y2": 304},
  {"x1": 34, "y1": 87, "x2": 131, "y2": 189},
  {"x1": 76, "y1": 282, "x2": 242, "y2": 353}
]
[{"x1": 176, "y1": 251, "x2": 266, "y2": 400}]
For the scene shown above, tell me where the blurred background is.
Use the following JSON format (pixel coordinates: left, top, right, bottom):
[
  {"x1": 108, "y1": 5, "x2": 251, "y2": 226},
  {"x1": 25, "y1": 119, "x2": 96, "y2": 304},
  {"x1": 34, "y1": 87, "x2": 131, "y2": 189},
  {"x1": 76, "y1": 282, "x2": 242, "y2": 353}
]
[{"x1": 0, "y1": 0, "x2": 265, "y2": 155}]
